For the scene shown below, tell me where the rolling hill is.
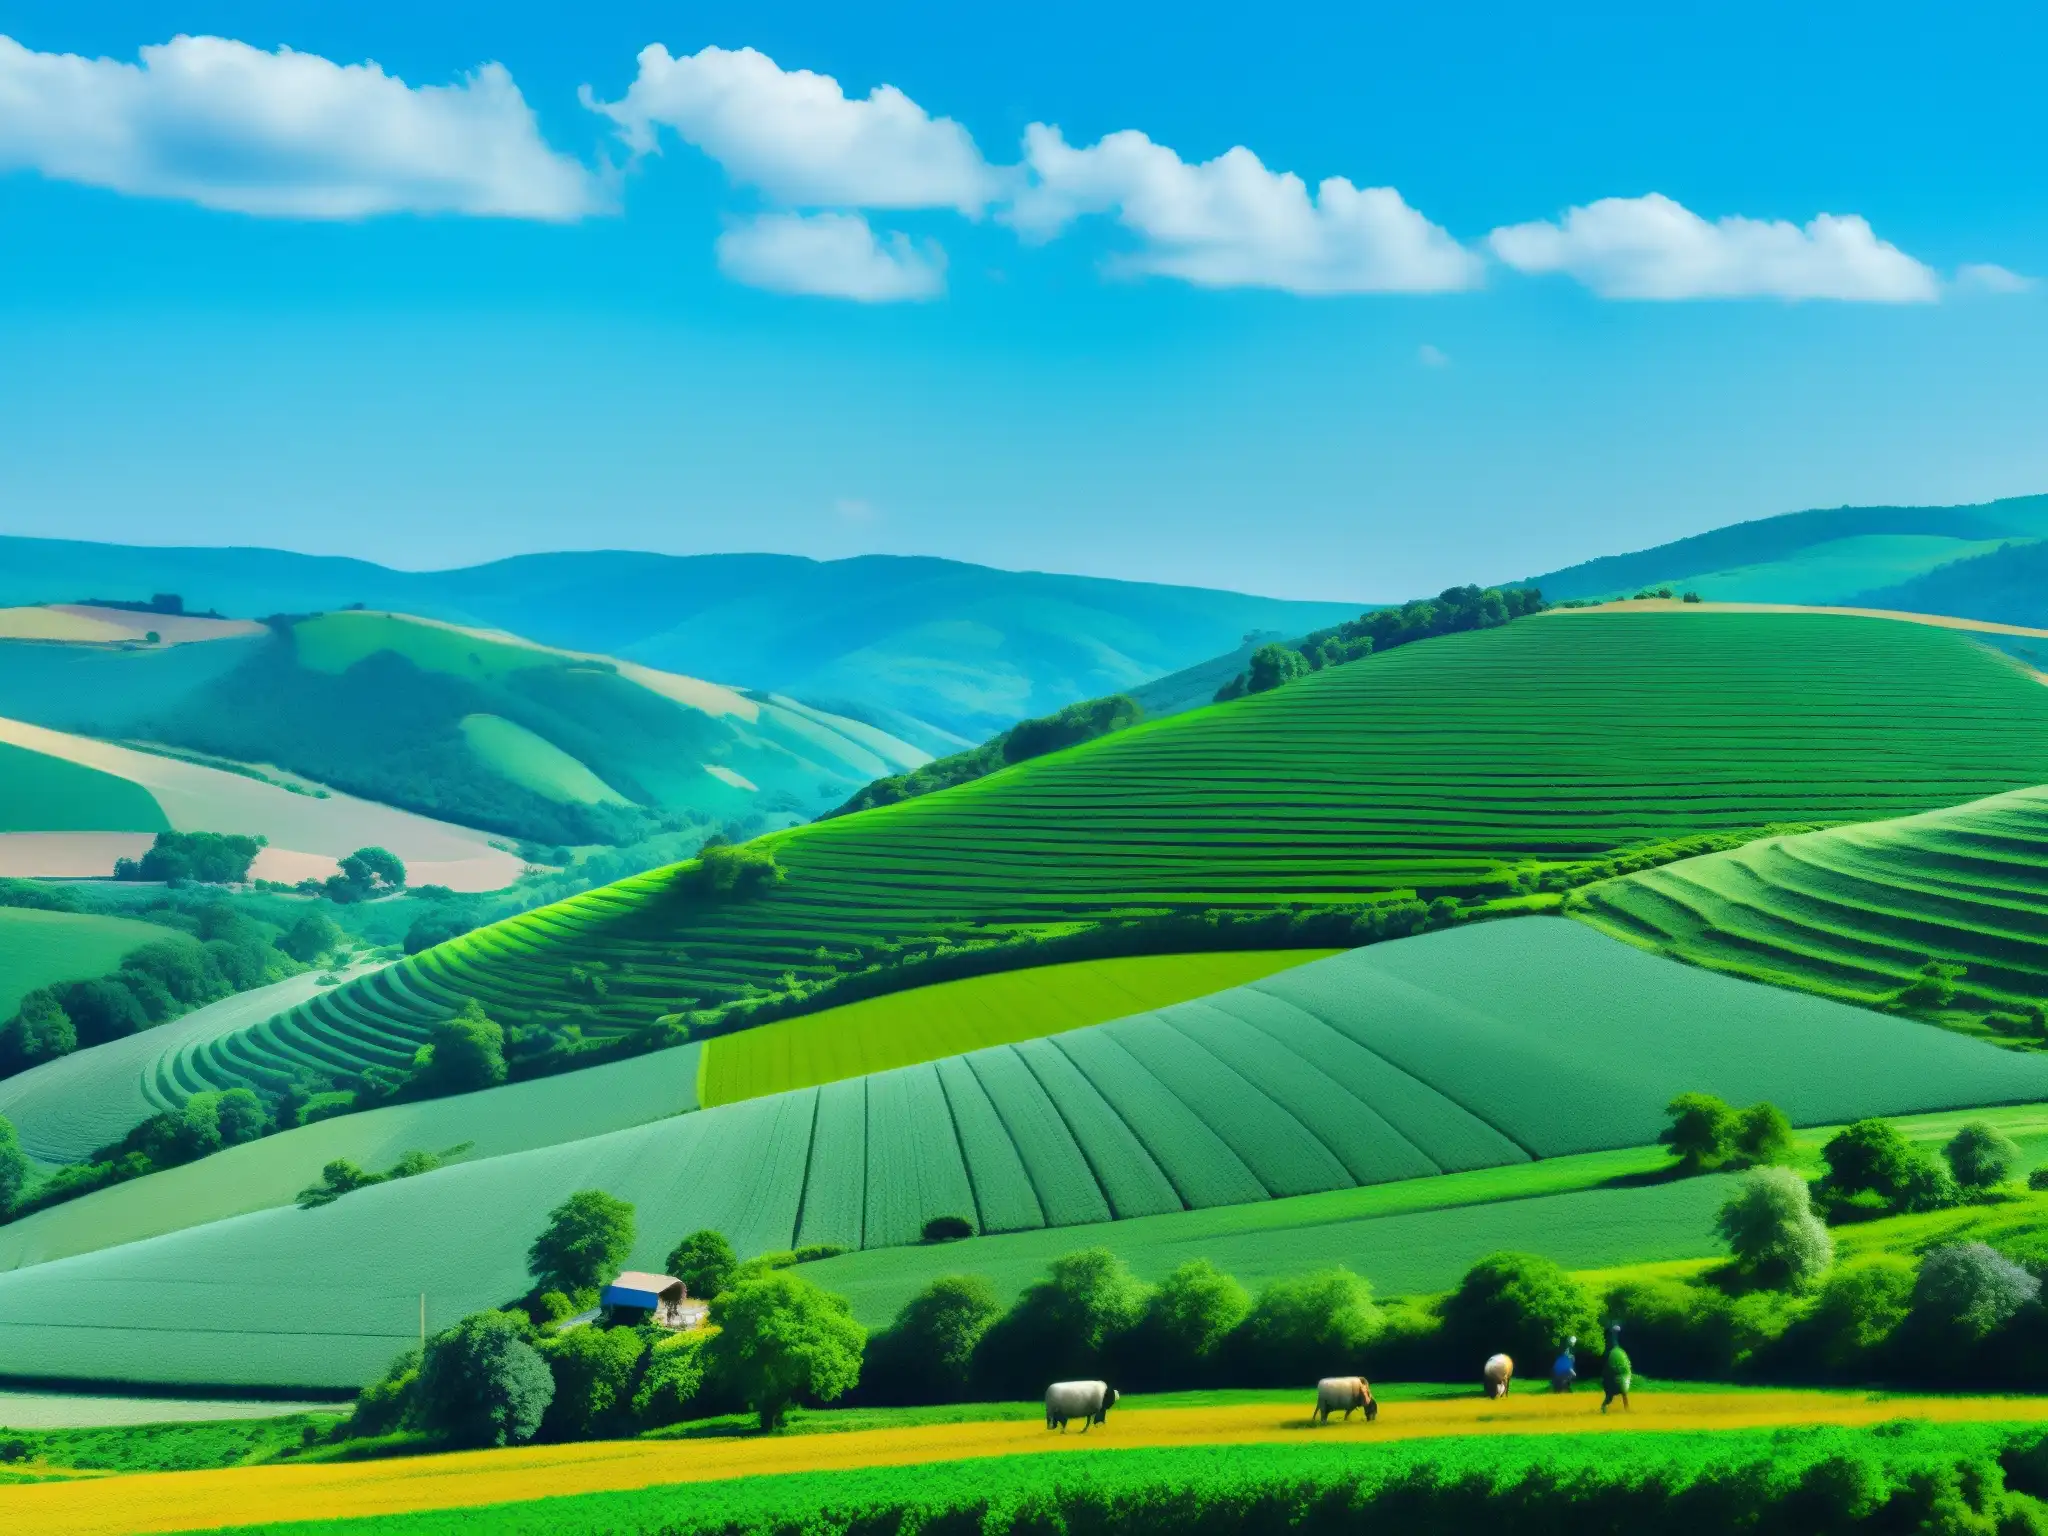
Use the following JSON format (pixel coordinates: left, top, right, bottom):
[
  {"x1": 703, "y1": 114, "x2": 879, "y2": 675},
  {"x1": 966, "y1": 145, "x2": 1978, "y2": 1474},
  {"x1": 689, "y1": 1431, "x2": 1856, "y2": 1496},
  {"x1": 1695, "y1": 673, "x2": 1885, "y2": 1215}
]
[
  {"x1": 1525, "y1": 493, "x2": 2048, "y2": 606},
  {"x1": 171, "y1": 607, "x2": 2048, "y2": 1095},
  {"x1": 5, "y1": 919, "x2": 2046, "y2": 1389},
  {"x1": 0, "y1": 539, "x2": 1362, "y2": 746},
  {"x1": 1858, "y1": 538, "x2": 2048, "y2": 638},
  {"x1": 0, "y1": 909, "x2": 169, "y2": 1022},
  {"x1": 0, "y1": 609, "x2": 927, "y2": 850},
  {"x1": 1571, "y1": 783, "x2": 2048, "y2": 1028}
]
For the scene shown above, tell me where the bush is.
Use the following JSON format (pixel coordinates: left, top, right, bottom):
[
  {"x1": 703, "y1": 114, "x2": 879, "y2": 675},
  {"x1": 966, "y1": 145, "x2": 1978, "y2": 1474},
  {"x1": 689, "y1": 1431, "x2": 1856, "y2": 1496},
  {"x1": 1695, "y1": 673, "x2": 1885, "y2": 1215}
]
[
  {"x1": 349, "y1": 1349, "x2": 420, "y2": 1437},
  {"x1": 1730, "y1": 1102, "x2": 1795, "y2": 1167},
  {"x1": 121, "y1": 831, "x2": 265, "y2": 885},
  {"x1": 1785, "y1": 1256, "x2": 1916, "y2": 1373},
  {"x1": 528, "y1": 1190, "x2": 635, "y2": 1298},
  {"x1": 694, "y1": 842, "x2": 782, "y2": 896},
  {"x1": 1946, "y1": 1122, "x2": 2022, "y2": 1192},
  {"x1": 921, "y1": 1214, "x2": 974, "y2": 1242},
  {"x1": 1118, "y1": 1260, "x2": 1249, "y2": 1390},
  {"x1": 1601, "y1": 1276, "x2": 1748, "y2": 1378},
  {"x1": 414, "y1": 1311, "x2": 553, "y2": 1448},
  {"x1": 1716, "y1": 1167, "x2": 1833, "y2": 1290},
  {"x1": 1224, "y1": 1268, "x2": 1379, "y2": 1387},
  {"x1": 1821, "y1": 1119, "x2": 1957, "y2": 1214},
  {"x1": 1909, "y1": 1242, "x2": 2041, "y2": 1345},
  {"x1": 972, "y1": 1249, "x2": 1149, "y2": 1397},
  {"x1": 2031, "y1": 1168, "x2": 2048, "y2": 1192},
  {"x1": 276, "y1": 913, "x2": 342, "y2": 964},
  {"x1": 215, "y1": 1088, "x2": 268, "y2": 1146},
  {"x1": 1661, "y1": 1092, "x2": 1735, "y2": 1173},
  {"x1": 864, "y1": 1274, "x2": 1003, "y2": 1404},
  {"x1": 0, "y1": 1113, "x2": 27, "y2": 1218},
  {"x1": 666, "y1": 1228, "x2": 737, "y2": 1301},
  {"x1": 539, "y1": 1324, "x2": 648, "y2": 1442},
  {"x1": 633, "y1": 1332, "x2": 711, "y2": 1426},
  {"x1": 406, "y1": 998, "x2": 507, "y2": 1097},
  {"x1": 1438, "y1": 1253, "x2": 1598, "y2": 1380},
  {"x1": 708, "y1": 1270, "x2": 865, "y2": 1430},
  {"x1": 0, "y1": 989, "x2": 75, "y2": 1075},
  {"x1": 1245, "y1": 643, "x2": 1309, "y2": 695}
]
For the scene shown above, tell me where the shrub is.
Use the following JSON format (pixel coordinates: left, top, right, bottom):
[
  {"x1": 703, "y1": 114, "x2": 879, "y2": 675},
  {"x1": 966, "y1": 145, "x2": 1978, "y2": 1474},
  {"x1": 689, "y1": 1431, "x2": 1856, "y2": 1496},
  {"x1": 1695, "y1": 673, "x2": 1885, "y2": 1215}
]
[
  {"x1": 1946, "y1": 1122, "x2": 2022, "y2": 1192},
  {"x1": 1225, "y1": 1268, "x2": 1379, "y2": 1387},
  {"x1": 695, "y1": 842, "x2": 782, "y2": 896},
  {"x1": 666, "y1": 1229, "x2": 737, "y2": 1301},
  {"x1": 921, "y1": 1214, "x2": 974, "y2": 1242},
  {"x1": 1245, "y1": 643, "x2": 1309, "y2": 695},
  {"x1": 0, "y1": 989, "x2": 75, "y2": 1075},
  {"x1": 864, "y1": 1274, "x2": 1003, "y2": 1404},
  {"x1": 633, "y1": 1332, "x2": 711, "y2": 1426},
  {"x1": 1730, "y1": 1102, "x2": 1796, "y2": 1167},
  {"x1": 1438, "y1": 1253, "x2": 1598, "y2": 1379},
  {"x1": 1118, "y1": 1259, "x2": 1249, "y2": 1390},
  {"x1": 123, "y1": 831, "x2": 265, "y2": 885},
  {"x1": 297, "y1": 1159, "x2": 381, "y2": 1209},
  {"x1": 1661, "y1": 1092, "x2": 1735, "y2": 1173},
  {"x1": 708, "y1": 1270, "x2": 865, "y2": 1430},
  {"x1": 2030, "y1": 1168, "x2": 2048, "y2": 1192},
  {"x1": 407, "y1": 999, "x2": 507, "y2": 1096},
  {"x1": 1601, "y1": 1276, "x2": 1747, "y2": 1378},
  {"x1": 1821, "y1": 1118, "x2": 1957, "y2": 1214},
  {"x1": 1910, "y1": 1242, "x2": 2041, "y2": 1344},
  {"x1": 214, "y1": 1088, "x2": 268, "y2": 1146},
  {"x1": 1789, "y1": 1256, "x2": 1916, "y2": 1372},
  {"x1": 414, "y1": 1311, "x2": 553, "y2": 1448},
  {"x1": 1892, "y1": 959, "x2": 1967, "y2": 1011},
  {"x1": 972, "y1": 1249, "x2": 1149, "y2": 1397},
  {"x1": 1716, "y1": 1167, "x2": 1833, "y2": 1290},
  {"x1": 539, "y1": 1324, "x2": 648, "y2": 1442},
  {"x1": 349, "y1": 1348, "x2": 419, "y2": 1437},
  {"x1": 276, "y1": 913, "x2": 342, "y2": 964},
  {"x1": 528, "y1": 1190, "x2": 635, "y2": 1298},
  {"x1": 0, "y1": 1113, "x2": 27, "y2": 1218}
]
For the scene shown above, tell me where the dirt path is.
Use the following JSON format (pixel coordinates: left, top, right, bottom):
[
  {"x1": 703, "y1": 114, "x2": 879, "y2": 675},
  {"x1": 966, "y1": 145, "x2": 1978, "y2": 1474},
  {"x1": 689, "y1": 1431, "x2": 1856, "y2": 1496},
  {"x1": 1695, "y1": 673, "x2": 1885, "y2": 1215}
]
[{"x1": 8, "y1": 1391, "x2": 2048, "y2": 1536}]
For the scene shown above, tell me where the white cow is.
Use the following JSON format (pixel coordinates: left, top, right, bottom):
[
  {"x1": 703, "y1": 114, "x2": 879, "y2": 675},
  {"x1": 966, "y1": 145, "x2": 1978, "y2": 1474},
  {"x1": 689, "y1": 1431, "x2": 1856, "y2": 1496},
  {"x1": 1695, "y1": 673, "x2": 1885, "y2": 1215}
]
[
  {"x1": 1045, "y1": 1380, "x2": 1119, "y2": 1432},
  {"x1": 1313, "y1": 1376, "x2": 1378, "y2": 1424},
  {"x1": 1483, "y1": 1353, "x2": 1514, "y2": 1399}
]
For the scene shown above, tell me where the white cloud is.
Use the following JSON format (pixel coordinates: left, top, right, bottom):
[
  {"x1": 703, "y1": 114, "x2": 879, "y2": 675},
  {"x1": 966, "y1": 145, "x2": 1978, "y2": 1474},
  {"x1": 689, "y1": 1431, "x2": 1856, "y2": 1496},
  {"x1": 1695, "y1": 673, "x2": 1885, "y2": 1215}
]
[
  {"x1": 1487, "y1": 193, "x2": 1938, "y2": 302},
  {"x1": 0, "y1": 33, "x2": 601, "y2": 219},
  {"x1": 590, "y1": 44, "x2": 1000, "y2": 214},
  {"x1": 716, "y1": 211, "x2": 944, "y2": 300},
  {"x1": 1008, "y1": 125, "x2": 1480, "y2": 294},
  {"x1": 1418, "y1": 343, "x2": 1450, "y2": 367},
  {"x1": 1956, "y1": 262, "x2": 2032, "y2": 295}
]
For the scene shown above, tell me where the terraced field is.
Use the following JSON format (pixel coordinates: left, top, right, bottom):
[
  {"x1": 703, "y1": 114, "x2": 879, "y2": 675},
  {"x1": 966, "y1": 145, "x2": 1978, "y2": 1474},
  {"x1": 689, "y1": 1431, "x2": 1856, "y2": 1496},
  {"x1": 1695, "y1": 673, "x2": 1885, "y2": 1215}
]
[
  {"x1": 165, "y1": 610, "x2": 2048, "y2": 1094},
  {"x1": 1573, "y1": 783, "x2": 2048, "y2": 1017},
  {"x1": 697, "y1": 951, "x2": 1331, "y2": 1107},
  {"x1": 8, "y1": 920, "x2": 2046, "y2": 1389}
]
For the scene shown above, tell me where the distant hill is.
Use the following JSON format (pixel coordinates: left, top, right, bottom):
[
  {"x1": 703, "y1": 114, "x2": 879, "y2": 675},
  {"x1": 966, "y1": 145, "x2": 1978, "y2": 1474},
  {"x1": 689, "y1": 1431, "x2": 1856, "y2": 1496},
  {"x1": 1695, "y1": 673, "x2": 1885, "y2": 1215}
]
[
  {"x1": 1524, "y1": 494, "x2": 2048, "y2": 606},
  {"x1": 1854, "y1": 538, "x2": 2048, "y2": 635},
  {"x1": 0, "y1": 609, "x2": 924, "y2": 850},
  {"x1": 0, "y1": 539, "x2": 1362, "y2": 745}
]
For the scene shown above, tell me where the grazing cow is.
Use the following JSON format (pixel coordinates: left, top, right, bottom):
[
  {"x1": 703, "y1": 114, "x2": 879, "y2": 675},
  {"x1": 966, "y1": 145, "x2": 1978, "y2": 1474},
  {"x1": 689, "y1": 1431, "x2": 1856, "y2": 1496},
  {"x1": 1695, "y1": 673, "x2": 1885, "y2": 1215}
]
[
  {"x1": 1483, "y1": 1353, "x2": 1514, "y2": 1399},
  {"x1": 1045, "y1": 1380, "x2": 1119, "y2": 1432},
  {"x1": 1313, "y1": 1376, "x2": 1378, "y2": 1424}
]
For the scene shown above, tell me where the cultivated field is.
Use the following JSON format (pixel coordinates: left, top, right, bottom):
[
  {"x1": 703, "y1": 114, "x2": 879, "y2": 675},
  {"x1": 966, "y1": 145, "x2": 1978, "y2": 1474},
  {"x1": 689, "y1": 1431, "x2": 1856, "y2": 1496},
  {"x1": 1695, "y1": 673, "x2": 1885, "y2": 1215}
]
[
  {"x1": 1574, "y1": 783, "x2": 2048, "y2": 1019},
  {"x1": 283, "y1": 610, "x2": 2048, "y2": 1053},
  {"x1": 697, "y1": 951, "x2": 1331, "y2": 1107},
  {"x1": 0, "y1": 716, "x2": 523, "y2": 889},
  {"x1": 0, "y1": 907, "x2": 167, "y2": 1020},
  {"x1": 8, "y1": 921, "x2": 2046, "y2": 1389}
]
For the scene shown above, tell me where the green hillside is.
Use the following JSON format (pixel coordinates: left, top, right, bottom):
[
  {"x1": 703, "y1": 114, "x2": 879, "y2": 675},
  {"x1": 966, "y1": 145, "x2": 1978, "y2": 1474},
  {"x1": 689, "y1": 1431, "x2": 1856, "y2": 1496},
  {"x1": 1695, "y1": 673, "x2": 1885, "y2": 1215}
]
[
  {"x1": 0, "y1": 739, "x2": 167, "y2": 834},
  {"x1": 7, "y1": 920, "x2": 2046, "y2": 1389},
  {"x1": 1572, "y1": 784, "x2": 2048, "y2": 1028},
  {"x1": 186, "y1": 608, "x2": 2048, "y2": 1090},
  {"x1": 1859, "y1": 538, "x2": 2048, "y2": 635},
  {"x1": 0, "y1": 908, "x2": 169, "y2": 1019},
  {"x1": 0, "y1": 610, "x2": 926, "y2": 847},
  {"x1": 698, "y1": 950, "x2": 1328, "y2": 1107},
  {"x1": 0, "y1": 539, "x2": 1360, "y2": 746},
  {"x1": 1526, "y1": 494, "x2": 2048, "y2": 604}
]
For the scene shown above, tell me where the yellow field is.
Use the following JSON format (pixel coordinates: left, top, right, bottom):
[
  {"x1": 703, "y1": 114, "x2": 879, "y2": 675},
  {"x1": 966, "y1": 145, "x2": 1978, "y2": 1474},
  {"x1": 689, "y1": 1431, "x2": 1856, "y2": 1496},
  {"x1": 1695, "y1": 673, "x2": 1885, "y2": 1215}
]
[
  {"x1": 10, "y1": 1392, "x2": 2048, "y2": 1536},
  {"x1": 697, "y1": 950, "x2": 1335, "y2": 1106}
]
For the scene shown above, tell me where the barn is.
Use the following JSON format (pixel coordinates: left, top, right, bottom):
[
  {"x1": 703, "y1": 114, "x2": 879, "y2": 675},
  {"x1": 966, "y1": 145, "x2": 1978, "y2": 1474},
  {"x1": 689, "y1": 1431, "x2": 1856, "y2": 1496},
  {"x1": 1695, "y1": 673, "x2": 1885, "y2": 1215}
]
[{"x1": 599, "y1": 1271, "x2": 708, "y2": 1330}]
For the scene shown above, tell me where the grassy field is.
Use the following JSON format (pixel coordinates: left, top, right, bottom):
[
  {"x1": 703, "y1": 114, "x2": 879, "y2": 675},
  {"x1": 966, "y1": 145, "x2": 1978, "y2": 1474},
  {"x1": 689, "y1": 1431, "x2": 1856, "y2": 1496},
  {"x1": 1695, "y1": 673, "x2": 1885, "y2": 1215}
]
[
  {"x1": 271, "y1": 610, "x2": 2048, "y2": 1065},
  {"x1": 697, "y1": 951, "x2": 1331, "y2": 1107},
  {"x1": 455, "y1": 715, "x2": 627, "y2": 807},
  {"x1": 7, "y1": 1399, "x2": 2048, "y2": 1536},
  {"x1": 0, "y1": 908, "x2": 168, "y2": 1019},
  {"x1": 0, "y1": 739, "x2": 166, "y2": 836},
  {"x1": 1573, "y1": 783, "x2": 2048, "y2": 1026},
  {"x1": 7, "y1": 921, "x2": 2047, "y2": 1389}
]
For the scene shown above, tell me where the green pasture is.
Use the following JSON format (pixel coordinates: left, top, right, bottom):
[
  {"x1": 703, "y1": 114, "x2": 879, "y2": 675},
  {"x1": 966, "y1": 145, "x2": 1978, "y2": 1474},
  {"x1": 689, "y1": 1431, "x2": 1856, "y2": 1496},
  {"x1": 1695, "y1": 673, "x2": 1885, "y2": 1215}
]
[
  {"x1": 0, "y1": 739, "x2": 165, "y2": 834},
  {"x1": 1574, "y1": 782, "x2": 2048, "y2": 1024},
  {"x1": 0, "y1": 907, "x2": 167, "y2": 1020},
  {"x1": 291, "y1": 613, "x2": 550, "y2": 681},
  {"x1": 457, "y1": 714, "x2": 628, "y2": 806},
  {"x1": 697, "y1": 950, "x2": 1332, "y2": 1107},
  {"x1": 267, "y1": 610, "x2": 2048, "y2": 1068},
  {"x1": 7, "y1": 921, "x2": 2048, "y2": 1390}
]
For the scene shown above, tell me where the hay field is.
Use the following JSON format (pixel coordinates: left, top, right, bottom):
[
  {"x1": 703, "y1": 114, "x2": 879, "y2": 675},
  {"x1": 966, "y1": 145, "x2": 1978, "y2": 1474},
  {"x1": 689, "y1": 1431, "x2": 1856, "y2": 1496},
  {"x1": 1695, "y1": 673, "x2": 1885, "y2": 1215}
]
[
  {"x1": 1574, "y1": 784, "x2": 2048, "y2": 1018},
  {"x1": 7, "y1": 1393, "x2": 2048, "y2": 1536},
  {"x1": 9, "y1": 921, "x2": 2047, "y2": 1388},
  {"x1": 0, "y1": 717, "x2": 521, "y2": 890},
  {"x1": 698, "y1": 951, "x2": 1332, "y2": 1107},
  {"x1": 293, "y1": 610, "x2": 2048, "y2": 1054},
  {"x1": 0, "y1": 908, "x2": 167, "y2": 1019}
]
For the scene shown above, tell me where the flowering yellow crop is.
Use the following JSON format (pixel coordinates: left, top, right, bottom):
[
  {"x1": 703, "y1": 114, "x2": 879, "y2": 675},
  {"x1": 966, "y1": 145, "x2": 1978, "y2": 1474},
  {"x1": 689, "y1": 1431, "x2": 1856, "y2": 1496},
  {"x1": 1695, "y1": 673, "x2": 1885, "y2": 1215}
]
[{"x1": 6, "y1": 1391, "x2": 2048, "y2": 1536}]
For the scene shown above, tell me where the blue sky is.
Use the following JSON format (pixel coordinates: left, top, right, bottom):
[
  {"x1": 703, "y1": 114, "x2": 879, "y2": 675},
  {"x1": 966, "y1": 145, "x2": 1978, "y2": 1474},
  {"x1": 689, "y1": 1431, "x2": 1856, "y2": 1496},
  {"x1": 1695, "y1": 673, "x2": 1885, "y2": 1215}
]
[{"x1": 0, "y1": 1, "x2": 2044, "y2": 600}]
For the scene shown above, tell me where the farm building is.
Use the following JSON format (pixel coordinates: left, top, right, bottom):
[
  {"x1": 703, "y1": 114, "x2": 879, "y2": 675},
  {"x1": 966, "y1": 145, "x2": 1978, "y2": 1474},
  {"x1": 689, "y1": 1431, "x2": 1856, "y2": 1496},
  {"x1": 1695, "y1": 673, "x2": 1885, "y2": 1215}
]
[{"x1": 600, "y1": 1271, "x2": 708, "y2": 1330}]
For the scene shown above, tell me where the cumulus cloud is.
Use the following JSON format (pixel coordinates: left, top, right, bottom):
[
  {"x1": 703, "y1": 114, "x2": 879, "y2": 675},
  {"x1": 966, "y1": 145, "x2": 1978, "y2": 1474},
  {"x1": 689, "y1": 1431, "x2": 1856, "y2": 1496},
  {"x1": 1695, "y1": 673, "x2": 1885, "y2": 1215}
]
[
  {"x1": 590, "y1": 44, "x2": 1001, "y2": 214},
  {"x1": 716, "y1": 211, "x2": 945, "y2": 300},
  {"x1": 1956, "y1": 262, "x2": 2032, "y2": 295},
  {"x1": 1007, "y1": 125, "x2": 1480, "y2": 294},
  {"x1": 1487, "y1": 193, "x2": 1938, "y2": 301},
  {"x1": 0, "y1": 33, "x2": 601, "y2": 219}
]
